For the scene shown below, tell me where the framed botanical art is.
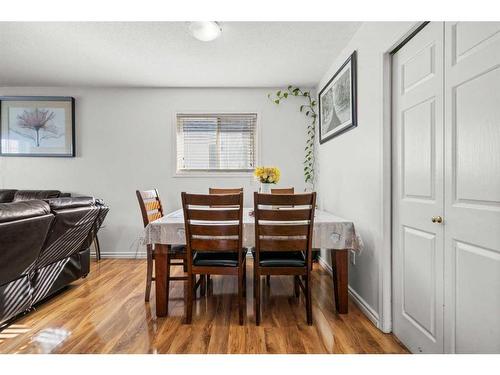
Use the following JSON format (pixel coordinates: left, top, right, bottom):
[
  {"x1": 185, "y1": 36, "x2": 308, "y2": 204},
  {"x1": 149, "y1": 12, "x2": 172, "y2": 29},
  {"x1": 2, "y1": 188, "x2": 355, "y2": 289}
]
[
  {"x1": 0, "y1": 96, "x2": 75, "y2": 157},
  {"x1": 318, "y1": 51, "x2": 357, "y2": 144}
]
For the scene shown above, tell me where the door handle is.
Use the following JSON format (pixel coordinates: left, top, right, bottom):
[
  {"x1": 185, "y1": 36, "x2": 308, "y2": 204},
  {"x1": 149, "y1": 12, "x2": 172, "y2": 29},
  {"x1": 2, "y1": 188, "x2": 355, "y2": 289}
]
[{"x1": 431, "y1": 216, "x2": 443, "y2": 224}]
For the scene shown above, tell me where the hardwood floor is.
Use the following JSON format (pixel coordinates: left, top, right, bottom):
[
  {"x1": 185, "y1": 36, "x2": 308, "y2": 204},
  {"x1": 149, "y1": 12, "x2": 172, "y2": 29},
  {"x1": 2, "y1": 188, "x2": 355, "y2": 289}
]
[{"x1": 0, "y1": 259, "x2": 408, "y2": 354}]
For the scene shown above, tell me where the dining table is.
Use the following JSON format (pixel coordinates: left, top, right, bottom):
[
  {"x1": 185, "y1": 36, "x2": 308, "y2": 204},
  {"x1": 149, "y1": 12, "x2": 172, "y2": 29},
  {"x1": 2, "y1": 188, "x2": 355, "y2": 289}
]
[{"x1": 143, "y1": 208, "x2": 363, "y2": 317}]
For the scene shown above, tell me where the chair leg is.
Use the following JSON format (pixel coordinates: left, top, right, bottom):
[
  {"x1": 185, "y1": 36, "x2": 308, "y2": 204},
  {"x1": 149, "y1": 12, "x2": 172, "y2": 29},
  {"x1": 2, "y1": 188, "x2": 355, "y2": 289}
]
[
  {"x1": 200, "y1": 275, "x2": 206, "y2": 297},
  {"x1": 145, "y1": 245, "x2": 153, "y2": 302},
  {"x1": 294, "y1": 276, "x2": 300, "y2": 298},
  {"x1": 255, "y1": 270, "x2": 261, "y2": 326},
  {"x1": 266, "y1": 275, "x2": 271, "y2": 286},
  {"x1": 183, "y1": 258, "x2": 187, "y2": 273},
  {"x1": 243, "y1": 261, "x2": 247, "y2": 298},
  {"x1": 185, "y1": 273, "x2": 194, "y2": 324},
  {"x1": 94, "y1": 235, "x2": 102, "y2": 261},
  {"x1": 238, "y1": 268, "x2": 244, "y2": 325},
  {"x1": 165, "y1": 255, "x2": 171, "y2": 314},
  {"x1": 253, "y1": 268, "x2": 256, "y2": 298},
  {"x1": 305, "y1": 273, "x2": 312, "y2": 325}
]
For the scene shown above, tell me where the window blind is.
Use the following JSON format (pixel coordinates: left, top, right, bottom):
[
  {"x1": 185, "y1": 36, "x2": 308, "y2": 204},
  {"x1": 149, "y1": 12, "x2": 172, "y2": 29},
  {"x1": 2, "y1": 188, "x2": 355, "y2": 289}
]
[{"x1": 176, "y1": 113, "x2": 257, "y2": 172}]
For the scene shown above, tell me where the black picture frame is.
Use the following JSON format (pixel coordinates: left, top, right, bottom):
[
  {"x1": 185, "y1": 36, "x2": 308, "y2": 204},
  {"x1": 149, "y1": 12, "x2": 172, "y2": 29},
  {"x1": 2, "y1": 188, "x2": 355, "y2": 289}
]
[
  {"x1": 0, "y1": 96, "x2": 75, "y2": 157},
  {"x1": 318, "y1": 51, "x2": 357, "y2": 144}
]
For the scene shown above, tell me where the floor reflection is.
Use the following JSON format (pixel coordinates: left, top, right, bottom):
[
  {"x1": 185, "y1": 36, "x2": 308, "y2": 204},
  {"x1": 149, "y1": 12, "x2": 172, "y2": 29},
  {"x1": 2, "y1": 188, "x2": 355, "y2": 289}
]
[{"x1": 29, "y1": 328, "x2": 71, "y2": 353}]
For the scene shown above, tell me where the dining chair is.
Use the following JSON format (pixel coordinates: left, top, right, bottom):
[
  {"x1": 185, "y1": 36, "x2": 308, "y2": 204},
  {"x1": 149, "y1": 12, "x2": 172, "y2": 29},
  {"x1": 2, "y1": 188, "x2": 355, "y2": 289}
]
[
  {"x1": 136, "y1": 189, "x2": 187, "y2": 302},
  {"x1": 253, "y1": 192, "x2": 317, "y2": 325},
  {"x1": 182, "y1": 192, "x2": 247, "y2": 325}
]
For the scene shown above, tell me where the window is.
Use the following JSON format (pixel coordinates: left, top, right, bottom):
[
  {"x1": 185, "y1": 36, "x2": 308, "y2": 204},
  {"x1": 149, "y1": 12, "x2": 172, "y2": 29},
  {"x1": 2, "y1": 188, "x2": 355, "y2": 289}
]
[{"x1": 176, "y1": 113, "x2": 257, "y2": 173}]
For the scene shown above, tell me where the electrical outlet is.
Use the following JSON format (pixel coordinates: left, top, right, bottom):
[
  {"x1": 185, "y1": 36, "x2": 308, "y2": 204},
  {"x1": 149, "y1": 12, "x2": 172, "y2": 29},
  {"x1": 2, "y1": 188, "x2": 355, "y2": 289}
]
[{"x1": 350, "y1": 250, "x2": 356, "y2": 265}]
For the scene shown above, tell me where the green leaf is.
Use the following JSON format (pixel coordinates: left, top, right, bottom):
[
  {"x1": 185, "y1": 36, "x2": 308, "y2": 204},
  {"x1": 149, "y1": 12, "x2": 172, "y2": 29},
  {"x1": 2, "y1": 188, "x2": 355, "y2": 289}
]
[{"x1": 267, "y1": 86, "x2": 315, "y2": 182}]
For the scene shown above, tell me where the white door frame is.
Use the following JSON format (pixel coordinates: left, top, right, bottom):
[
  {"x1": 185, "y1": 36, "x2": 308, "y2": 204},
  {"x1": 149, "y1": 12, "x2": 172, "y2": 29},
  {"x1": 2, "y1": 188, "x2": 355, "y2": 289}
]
[{"x1": 379, "y1": 21, "x2": 429, "y2": 333}]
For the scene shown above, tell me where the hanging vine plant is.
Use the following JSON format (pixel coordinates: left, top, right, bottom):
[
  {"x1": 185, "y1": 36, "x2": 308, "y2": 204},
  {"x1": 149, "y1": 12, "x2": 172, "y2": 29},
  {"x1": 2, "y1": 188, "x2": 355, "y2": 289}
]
[{"x1": 268, "y1": 86, "x2": 317, "y2": 187}]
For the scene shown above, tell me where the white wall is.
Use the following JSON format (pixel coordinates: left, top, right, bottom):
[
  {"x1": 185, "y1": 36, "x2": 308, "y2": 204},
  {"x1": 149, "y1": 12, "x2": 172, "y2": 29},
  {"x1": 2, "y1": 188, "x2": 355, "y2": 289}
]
[
  {"x1": 316, "y1": 22, "x2": 418, "y2": 330},
  {"x1": 0, "y1": 87, "x2": 308, "y2": 257}
]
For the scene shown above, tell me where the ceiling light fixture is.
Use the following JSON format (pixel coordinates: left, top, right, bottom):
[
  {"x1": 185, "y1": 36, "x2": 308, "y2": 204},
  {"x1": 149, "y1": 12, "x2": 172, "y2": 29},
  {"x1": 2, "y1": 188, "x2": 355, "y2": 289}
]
[{"x1": 188, "y1": 21, "x2": 222, "y2": 42}]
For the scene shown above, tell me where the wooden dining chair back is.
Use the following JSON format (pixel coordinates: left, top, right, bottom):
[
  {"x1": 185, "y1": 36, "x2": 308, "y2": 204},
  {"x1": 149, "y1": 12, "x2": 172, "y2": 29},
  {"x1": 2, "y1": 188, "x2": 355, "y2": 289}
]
[
  {"x1": 253, "y1": 192, "x2": 317, "y2": 325},
  {"x1": 136, "y1": 189, "x2": 186, "y2": 303},
  {"x1": 182, "y1": 192, "x2": 246, "y2": 324},
  {"x1": 270, "y1": 187, "x2": 295, "y2": 194},
  {"x1": 136, "y1": 189, "x2": 164, "y2": 227},
  {"x1": 271, "y1": 186, "x2": 295, "y2": 207},
  {"x1": 206, "y1": 188, "x2": 244, "y2": 285},
  {"x1": 263, "y1": 187, "x2": 295, "y2": 284},
  {"x1": 209, "y1": 187, "x2": 243, "y2": 208}
]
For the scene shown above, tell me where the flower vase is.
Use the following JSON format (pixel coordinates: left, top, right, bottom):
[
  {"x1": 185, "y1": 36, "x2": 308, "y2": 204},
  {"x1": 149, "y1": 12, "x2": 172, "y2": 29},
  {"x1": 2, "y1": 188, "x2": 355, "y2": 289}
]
[{"x1": 260, "y1": 182, "x2": 272, "y2": 194}]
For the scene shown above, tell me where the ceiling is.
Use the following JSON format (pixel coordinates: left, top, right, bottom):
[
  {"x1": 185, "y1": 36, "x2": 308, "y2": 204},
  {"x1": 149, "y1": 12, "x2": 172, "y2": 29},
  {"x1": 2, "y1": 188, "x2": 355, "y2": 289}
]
[{"x1": 0, "y1": 22, "x2": 361, "y2": 88}]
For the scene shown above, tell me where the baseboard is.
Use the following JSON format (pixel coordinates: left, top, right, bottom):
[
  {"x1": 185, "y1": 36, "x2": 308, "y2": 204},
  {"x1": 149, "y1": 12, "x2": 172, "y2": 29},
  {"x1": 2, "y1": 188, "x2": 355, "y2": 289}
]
[
  {"x1": 348, "y1": 285, "x2": 380, "y2": 328},
  {"x1": 317, "y1": 256, "x2": 380, "y2": 329},
  {"x1": 96, "y1": 252, "x2": 147, "y2": 259}
]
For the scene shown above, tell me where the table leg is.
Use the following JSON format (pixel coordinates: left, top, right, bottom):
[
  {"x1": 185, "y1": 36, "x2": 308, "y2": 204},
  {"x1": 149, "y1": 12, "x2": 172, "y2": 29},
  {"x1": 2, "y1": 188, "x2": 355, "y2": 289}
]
[
  {"x1": 155, "y1": 244, "x2": 169, "y2": 317},
  {"x1": 332, "y1": 249, "x2": 349, "y2": 314}
]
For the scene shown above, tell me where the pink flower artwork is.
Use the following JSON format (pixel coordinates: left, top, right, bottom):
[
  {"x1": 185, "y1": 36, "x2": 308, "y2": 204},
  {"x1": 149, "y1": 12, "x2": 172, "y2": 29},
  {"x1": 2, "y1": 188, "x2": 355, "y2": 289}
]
[{"x1": 13, "y1": 108, "x2": 61, "y2": 147}]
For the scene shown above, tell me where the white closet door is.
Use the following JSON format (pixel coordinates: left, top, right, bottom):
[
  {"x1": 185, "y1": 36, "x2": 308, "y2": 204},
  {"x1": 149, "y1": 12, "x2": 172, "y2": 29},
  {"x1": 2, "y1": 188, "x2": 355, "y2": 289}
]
[
  {"x1": 444, "y1": 22, "x2": 500, "y2": 354},
  {"x1": 392, "y1": 22, "x2": 445, "y2": 353}
]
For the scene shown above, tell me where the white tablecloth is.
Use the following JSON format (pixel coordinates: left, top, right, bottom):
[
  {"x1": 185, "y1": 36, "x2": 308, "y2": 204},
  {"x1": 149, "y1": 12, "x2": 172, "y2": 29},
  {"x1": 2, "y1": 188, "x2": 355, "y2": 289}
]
[{"x1": 143, "y1": 208, "x2": 363, "y2": 252}]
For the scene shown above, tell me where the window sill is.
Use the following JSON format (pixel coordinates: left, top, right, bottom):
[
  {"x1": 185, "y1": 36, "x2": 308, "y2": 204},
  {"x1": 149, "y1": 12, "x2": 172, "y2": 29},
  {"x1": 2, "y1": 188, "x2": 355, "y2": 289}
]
[{"x1": 173, "y1": 170, "x2": 255, "y2": 178}]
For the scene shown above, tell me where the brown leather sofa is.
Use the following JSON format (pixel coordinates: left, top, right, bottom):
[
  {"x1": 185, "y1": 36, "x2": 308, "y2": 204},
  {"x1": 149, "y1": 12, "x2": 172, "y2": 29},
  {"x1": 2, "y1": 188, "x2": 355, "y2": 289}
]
[{"x1": 0, "y1": 189, "x2": 109, "y2": 326}]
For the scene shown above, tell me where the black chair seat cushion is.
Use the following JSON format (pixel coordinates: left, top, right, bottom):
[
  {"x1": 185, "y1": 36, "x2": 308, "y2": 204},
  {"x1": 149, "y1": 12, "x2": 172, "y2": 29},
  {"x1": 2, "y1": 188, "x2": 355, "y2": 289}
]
[
  {"x1": 193, "y1": 249, "x2": 247, "y2": 267},
  {"x1": 169, "y1": 245, "x2": 186, "y2": 254},
  {"x1": 253, "y1": 251, "x2": 306, "y2": 267}
]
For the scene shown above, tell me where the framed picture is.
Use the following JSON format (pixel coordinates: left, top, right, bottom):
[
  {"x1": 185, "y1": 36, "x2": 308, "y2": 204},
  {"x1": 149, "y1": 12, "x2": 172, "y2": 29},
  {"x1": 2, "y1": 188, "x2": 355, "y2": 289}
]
[
  {"x1": 0, "y1": 96, "x2": 75, "y2": 157},
  {"x1": 318, "y1": 51, "x2": 357, "y2": 144}
]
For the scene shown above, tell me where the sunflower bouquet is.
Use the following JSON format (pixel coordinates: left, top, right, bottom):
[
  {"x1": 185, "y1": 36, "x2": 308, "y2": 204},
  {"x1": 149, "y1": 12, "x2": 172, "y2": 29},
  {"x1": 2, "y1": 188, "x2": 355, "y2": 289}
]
[{"x1": 254, "y1": 166, "x2": 281, "y2": 184}]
